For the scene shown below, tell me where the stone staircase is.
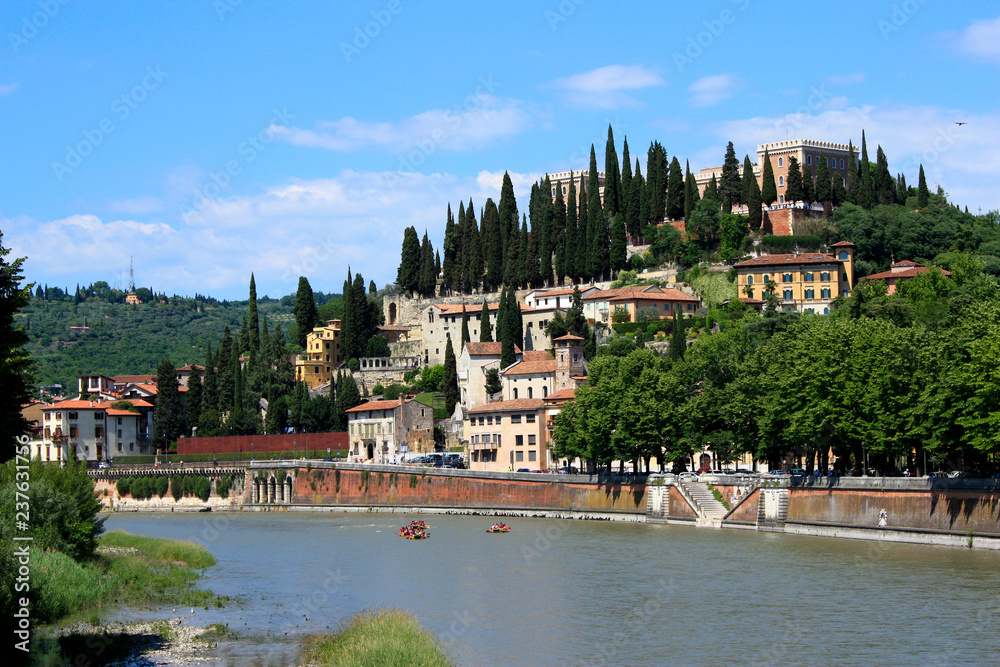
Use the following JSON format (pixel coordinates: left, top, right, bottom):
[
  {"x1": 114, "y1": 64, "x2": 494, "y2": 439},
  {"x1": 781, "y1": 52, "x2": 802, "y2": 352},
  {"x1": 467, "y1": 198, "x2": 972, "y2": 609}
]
[{"x1": 681, "y1": 482, "x2": 729, "y2": 519}]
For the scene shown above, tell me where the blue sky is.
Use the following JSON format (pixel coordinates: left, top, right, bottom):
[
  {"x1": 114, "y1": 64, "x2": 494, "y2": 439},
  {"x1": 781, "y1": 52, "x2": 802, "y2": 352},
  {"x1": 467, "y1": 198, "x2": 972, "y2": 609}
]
[{"x1": 3, "y1": 1, "x2": 999, "y2": 300}]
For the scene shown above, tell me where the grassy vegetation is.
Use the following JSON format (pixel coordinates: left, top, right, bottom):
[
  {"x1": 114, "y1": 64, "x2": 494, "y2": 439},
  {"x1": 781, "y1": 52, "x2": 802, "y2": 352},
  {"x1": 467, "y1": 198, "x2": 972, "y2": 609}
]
[
  {"x1": 29, "y1": 531, "x2": 220, "y2": 625},
  {"x1": 302, "y1": 608, "x2": 452, "y2": 667}
]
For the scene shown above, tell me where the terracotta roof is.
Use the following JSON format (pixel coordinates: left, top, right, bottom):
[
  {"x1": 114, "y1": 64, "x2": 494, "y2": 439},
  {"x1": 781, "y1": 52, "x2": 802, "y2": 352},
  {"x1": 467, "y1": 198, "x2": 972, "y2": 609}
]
[
  {"x1": 893, "y1": 260, "x2": 921, "y2": 267},
  {"x1": 522, "y1": 350, "x2": 553, "y2": 361},
  {"x1": 113, "y1": 374, "x2": 155, "y2": 384},
  {"x1": 435, "y1": 303, "x2": 499, "y2": 315},
  {"x1": 554, "y1": 334, "x2": 585, "y2": 342},
  {"x1": 44, "y1": 400, "x2": 103, "y2": 410},
  {"x1": 503, "y1": 360, "x2": 556, "y2": 376},
  {"x1": 105, "y1": 408, "x2": 139, "y2": 417},
  {"x1": 734, "y1": 253, "x2": 842, "y2": 268},
  {"x1": 468, "y1": 398, "x2": 546, "y2": 413},
  {"x1": 829, "y1": 241, "x2": 856, "y2": 247},
  {"x1": 863, "y1": 266, "x2": 951, "y2": 281},
  {"x1": 130, "y1": 384, "x2": 158, "y2": 394},
  {"x1": 737, "y1": 297, "x2": 765, "y2": 305},
  {"x1": 124, "y1": 399, "x2": 154, "y2": 408},
  {"x1": 543, "y1": 388, "x2": 577, "y2": 402},
  {"x1": 465, "y1": 342, "x2": 502, "y2": 356},
  {"x1": 177, "y1": 365, "x2": 204, "y2": 372},
  {"x1": 345, "y1": 399, "x2": 409, "y2": 413}
]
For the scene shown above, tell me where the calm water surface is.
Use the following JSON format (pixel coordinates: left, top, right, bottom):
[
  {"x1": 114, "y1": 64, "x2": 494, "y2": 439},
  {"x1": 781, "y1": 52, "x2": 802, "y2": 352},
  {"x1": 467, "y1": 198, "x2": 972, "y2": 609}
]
[{"x1": 104, "y1": 512, "x2": 1000, "y2": 666}]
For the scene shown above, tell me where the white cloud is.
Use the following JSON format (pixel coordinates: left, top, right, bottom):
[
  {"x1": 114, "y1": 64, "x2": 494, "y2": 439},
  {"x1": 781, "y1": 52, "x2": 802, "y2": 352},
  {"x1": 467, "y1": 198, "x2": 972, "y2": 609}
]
[
  {"x1": 0, "y1": 82, "x2": 18, "y2": 97},
  {"x1": 268, "y1": 96, "x2": 536, "y2": 153},
  {"x1": 955, "y1": 16, "x2": 1000, "y2": 62},
  {"x1": 9, "y1": 170, "x2": 541, "y2": 300},
  {"x1": 710, "y1": 104, "x2": 1000, "y2": 212},
  {"x1": 687, "y1": 74, "x2": 738, "y2": 107},
  {"x1": 551, "y1": 65, "x2": 665, "y2": 109}
]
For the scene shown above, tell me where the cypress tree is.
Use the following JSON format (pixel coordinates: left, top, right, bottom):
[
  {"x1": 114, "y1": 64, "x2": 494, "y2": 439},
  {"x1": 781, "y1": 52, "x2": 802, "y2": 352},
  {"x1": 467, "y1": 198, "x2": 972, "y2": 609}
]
[
  {"x1": 669, "y1": 311, "x2": 685, "y2": 361},
  {"x1": 760, "y1": 149, "x2": 777, "y2": 206},
  {"x1": 746, "y1": 170, "x2": 763, "y2": 232},
  {"x1": 293, "y1": 277, "x2": 317, "y2": 348},
  {"x1": 564, "y1": 176, "x2": 578, "y2": 281},
  {"x1": 576, "y1": 173, "x2": 589, "y2": 281},
  {"x1": 552, "y1": 184, "x2": 567, "y2": 284},
  {"x1": 483, "y1": 198, "x2": 503, "y2": 291},
  {"x1": 443, "y1": 334, "x2": 459, "y2": 415},
  {"x1": 666, "y1": 156, "x2": 684, "y2": 220},
  {"x1": 620, "y1": 137, "x2": 632, "y2": 227},
  {"x1": 217, "y1": 326, "x2": 235, "y2": 408},
  {"x1": 684, "y1": 160, "x2": 700, "y2": 221},
  {"x1": 418, "y1": 230, "x2": 436, "y2": 297},
  {"x1": 718, "y1": 141, "x2": 741, "y2": 212},
  {"x1": 603, "y1": 124, "x2": 621, "y2": 216},
  {"x1": 498, "y1": 171, "x2": 518, "y2": 262},
  {"x1": 832, "y1": 172, "x2": 847, "y2": 207},
  {"x1": 152, "y1": 358, "x2": 184, "y2": 449},
  {"x1": 917, "y1": 164, "x2": 929, "y2": 208},
  {"x1": 801, "y1": 160, "x2": 814, "y2": 205},
  {"x1": 895, "y1": 173, "x2": 908, "y2": 204},
  {"x1": 442, "y1": 204, "x2": 458, "y2": 294},
  {"x1": 874, "y1": 145, "x2": 895, "y2": 205},
  {"x1": 858, "y1": 130, "x2": 874, "y2": 209},
  {"x1": 705, "y1": 173, "x2": 719, "y2": 204},
  {"x1": 785, "y1": 155, "x2": 804, "y2": 205},
  {"x1": 610, "y1": 213, "x2": 627, "y2": 273},
  {"x1": 815, "y1": 153, "x2": 833, "y2": 213},
  {"x1": 479, "y1": 300, "x2": 492, "y2": 342},
  {"x1": 645, "y1": 141, "x2": 668, "y2": 228},
  {"x1": 740, "y1": 155, "x2": 755, "y2": 208},
  {"x1": 519, "y1": 217, "x2": 534, "y2": 288},
  {"x1": 461, "y1": 305, "x2": 470, "y2": 345},
  {"x1": 508, "y1": 286, "x2": 523, "y2": 351},
  {"x1": 465, "y1": 198, "x2": 482, "y2": 293},
  {"x1": 396, "y1": 226, "x2": 421, "y2": 294},
  {"x1": 200, "y1": 343, "x2": 217, "y2": 414},
  {"x1": 627, "y1": 159, "x2": 642, "y2": 241},
  {"x1": 503, "y1": 209, "x2": 521, "y2": 288},
  {"x1": 587, "y1": 145, "x2": 604, "y2": 280},
  {"x1": 341, "y1": 270, "x2": 357, "y2": 360},
  {"x1": 537, "y1": 179, "x2": 553, "y2": 287},
  {"x1": 247, "y1": 273, "x2": 259, "y2": 357}
]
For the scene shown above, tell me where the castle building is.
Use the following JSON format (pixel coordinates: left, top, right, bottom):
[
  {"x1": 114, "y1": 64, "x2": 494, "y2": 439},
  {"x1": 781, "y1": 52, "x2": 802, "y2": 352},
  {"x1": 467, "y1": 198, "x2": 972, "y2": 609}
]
[
  {"x1": 294, "y1": 319, "x2": 343, "y2": 388},
  {"x1": 734, "y1": 241, "x2": 856, "y2": 314}
]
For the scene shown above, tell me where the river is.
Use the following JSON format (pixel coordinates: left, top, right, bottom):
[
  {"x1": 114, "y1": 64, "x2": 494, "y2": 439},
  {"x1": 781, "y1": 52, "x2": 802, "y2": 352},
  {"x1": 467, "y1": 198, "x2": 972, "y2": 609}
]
[{"x1": 103, "y1": 512, "x2": 1000, "y2": 666}]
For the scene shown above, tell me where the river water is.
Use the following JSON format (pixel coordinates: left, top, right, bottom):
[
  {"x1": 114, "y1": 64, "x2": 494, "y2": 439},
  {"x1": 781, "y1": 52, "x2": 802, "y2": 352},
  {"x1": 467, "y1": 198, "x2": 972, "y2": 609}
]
[{"x1": 103, "y1": 512, "x2": 1000, "y2": 666}]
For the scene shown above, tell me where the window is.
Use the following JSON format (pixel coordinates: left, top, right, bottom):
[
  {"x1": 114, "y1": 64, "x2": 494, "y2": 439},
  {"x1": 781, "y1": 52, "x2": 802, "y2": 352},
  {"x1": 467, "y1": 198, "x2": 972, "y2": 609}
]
[
  {"x1": 513, "y1": 388, "x2": 518, "y2": 399},
  {"x1": 528, "y1": 387, "x2": 533, "y2": 399},
  {"x1": 94, "y1": 426, "x2": 103, "y2": 438},
  {"x1": 117, "y1": 443, "x2": 122, "y2": 451},
  {"x1": 542, "y1": 386, "x2": 548, "y2": 397},
  {"x1": 515, "y1": 450, "x2": 524, "y2": 462},
  {"x1": 805, "y1": 288, "x2": 815, "y2": 299},
  {"x1": 516, "y1": 435, "x2": 523, "y2": 447},
  {"x1": 779, "y1": 195, "x2": 785, "y2": 204},
  {"x1": 782, "y1": 273, "x2": 793, "y2": 283},
  {"x1": 823, "y1": 307, "x2": 830, "y2": 314},
  {"x1": 482, "y1": 434, "x2": 490, "y2": 443},
  {"x1": 551, "y1": 188, "x2": 556, "y2": 196},
  {"x1": 68, "y1": 412, "x2": 78, "y2": 420},
  {"x1": 563, "y1": 186, "x2": 567, "y2": 195},
  {"x1": 839, "y1": 159, "x2": 845, "y2": 169},
  {"x1": 747, "y1": 275, "x2": 754, "y2": 285},
  {"x1": 843, "y1": 273, "x2": 849, "y2": 282},
  {"x1": 778, "y1": 157, "x2": 783, "y2": 167},
  {"x1": 763, "y1": 274, "x2": 770, "y2": 283},
  {"x1": 528, "y1": 434, "x2": 536, "y2": 445},
  {"x1": 820, "y1": 272, "x2": 831, "y2": 281},
  {"x1": 94, "y1": 412, "x2": 101, "y2": 420},
  {"x1": 821, "y1": 288, "x2": 831, "y2": 299},
  {"x1": 117, "y1": 430, "x2": 122, "y2": 439},
  {"x1": 825, "y1": 157, "x2": 829, "y2": 166},
  {"x1": 529, "y1": 450, "x2": 537, "y2": 461},
  {"x1": 839, "y1": 251, "x2": 848, "y2": 261},
  {"x1": 783, "y1": 290, "x2": 793, "y2": 300},
  {"x1": 778, "y1": 175, "x2": 784, "y2": 186},
  {"x1": 804, "y1": 272, "x2": 814, "y2": 282},
  {"x1": 511, "y1": 414, "x2": 522, "y2": 423},
  {"x1": 487, "y1": 415, "x2": 493, "y2": 425},
  {"x1": 129, "y1": 443, "x2": 134, "y2": 451},
  {"x1": 496, "y1": 416, "x2": 502, "y2": 425},
  {"x1": 807, "y1": 155, "x2": 812, "y2": 165},
  {"x1": 69, "y1": 426, "x2": 77, "y2": 438},
  {"x1": 526, "y1": 413, "x2": 536, "y2": 423}
]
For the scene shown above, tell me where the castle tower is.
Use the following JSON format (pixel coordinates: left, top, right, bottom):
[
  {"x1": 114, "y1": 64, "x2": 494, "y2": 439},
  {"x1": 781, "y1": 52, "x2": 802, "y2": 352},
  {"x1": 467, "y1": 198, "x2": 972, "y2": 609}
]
[{"x1": 553, "y1": 334, "x2": 585, "y2": 392}]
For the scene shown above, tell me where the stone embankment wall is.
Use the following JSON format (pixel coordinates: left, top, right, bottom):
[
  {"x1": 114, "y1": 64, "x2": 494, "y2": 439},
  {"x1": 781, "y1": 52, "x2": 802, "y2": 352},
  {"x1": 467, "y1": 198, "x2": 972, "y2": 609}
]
[
  {"x1": 92, "y1": 476, "x2": 243, "y2": 511},
  {"x1": 249, "y1": 464, "x2": 647, "y2": 515}
]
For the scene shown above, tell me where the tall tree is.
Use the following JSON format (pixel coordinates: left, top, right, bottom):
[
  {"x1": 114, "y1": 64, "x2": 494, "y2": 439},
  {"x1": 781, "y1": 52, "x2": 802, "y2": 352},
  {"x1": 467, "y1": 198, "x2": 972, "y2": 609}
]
[
  {"x1": 746, "y1": 168, "x2": 763, "y2": 232},
  {"x1": 760, "y1": 149, "x2": 777, "y2": 206},
  {"x1": 507, "y1": 286, "x2": 524, "y2": 351},
  {"x1": 418, "y1": 230, "x2": 436, "y2": 297},
  {"x1": 874, "y1": 145, "x2": 895, "y2": 205},
  {"x1": 482, "y1": 198, "x2": 503, "y2": 291},
  {"x1": 704, "y1": 173, "x2": 719, "y2": 203},
  {"x1": 464, "y1": 199, "x2": 483, "y2": 293},
  {"x1": 576, "y1": 173, "x2": 589, "y2": 281},
  {"x1": 740, "y1": 155, "x2": 755, "y2": 208},
  {"x1": 801, "y1": 160, "x2": 814, "y2": 205},
  {"x1": 248, "y1": 273, "x2": 259, "y2": 356},
  {"x1": 603, "y1": 124, "x2": 621, "y2": 216},
  {"x1": 669, "y1": 311, "x2": 685, "y2": 361},
  {"x1": 152, "y1": 359, "x2": 184, "y2": 450},
  {"x1": 666, "y1": 156, "x2": 684, "y2": 220},
  {"x1": 684, "y1": 160, "x2": 700, "y2": 221},
  {"x1": 396, "y1": 226, "x2": 421, "y2": 294},
  {"x1": 498, "y1": 171, "x2": 518, "y2": 263},
  {"x1": 620, "y1": 137, "x2": 632, "y2": 229},
  {"x1": 718, "y1": 141, "x2": 742, "y2": 213},
  {"x1": 479, "y1": 300, "x2": 493, "y2": 342},
  {"x1": 441, "y1": 204, "x2": 459, "y2": 294},
  {"x1": 610, "y1": 213, "x2": 628, "y2": 273},
  {"x1": 293, "y1": 277, "x2": 317, "y2": 348},
  {"x1": 186, "y1": 369, "x2": 202, "y2": 435},
  {"x1": 858, "y1": 130, "x2": 874, "y2": 209},
  {"x1": 785, "y1": 155, "x2": 804, "y2": 204},
  {"x1": 443, "y1": 334, "x2": 459, "y2": 415},
  {"x1": 645, "y1": 141, "x2": 668, "y2": 229},
  {"x1": 0, "y1": 232, "x2": 33, "y2": 461},
  {"x1": 917, "y1": 164, "x2": 929, "y2": 208}
]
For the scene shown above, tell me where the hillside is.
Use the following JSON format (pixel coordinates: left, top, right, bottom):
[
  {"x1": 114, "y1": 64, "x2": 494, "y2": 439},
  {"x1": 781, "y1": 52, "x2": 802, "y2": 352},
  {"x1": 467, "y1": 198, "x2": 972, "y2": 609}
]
[{"x1": 17, "y1": 297, "x2": 297, "y2": 392}]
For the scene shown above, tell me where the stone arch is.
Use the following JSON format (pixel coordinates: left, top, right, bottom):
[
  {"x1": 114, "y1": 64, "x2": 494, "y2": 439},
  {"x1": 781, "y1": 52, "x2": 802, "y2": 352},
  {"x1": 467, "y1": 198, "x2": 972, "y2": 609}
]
[
  {"x1": 284, "y1": 476, "x2": 293, "y2": 503},
  {"x1": 268, "y1": 476, "x2": 276, "y2": 503}
]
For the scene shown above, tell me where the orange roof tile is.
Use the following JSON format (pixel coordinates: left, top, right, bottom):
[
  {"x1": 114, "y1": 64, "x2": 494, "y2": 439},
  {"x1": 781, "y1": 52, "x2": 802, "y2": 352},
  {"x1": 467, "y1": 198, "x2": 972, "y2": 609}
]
[
  {"x1": 543, "y1": 388, "x2": 577, "y2": 402},
  {"x1": 468, "y1": 398, "x2": 546, "y2": 413},
  {"x1": 554, "y1": 334, "x2": 585, "y2": 341},
  {"x1": 735, "y1": 253, "x2": 842, "y2": 268},
  {"x1": 608, "y1": 287, "x2": 698, "y2": 303},
  {"x1": 113, "y1": 375, "x2": 155, "y2": 384},
  {"x1": 345, "y1": 399, "x2": 409, "y2": 413},
  {"x1": 503, "y1": 360, "x2": 556, "y2": 376},
  {"x1": 522, "y1": 350, "x2": 553, "y2": 361},
  {"x1": 44, "y1": 400, "x2": 103, "y2": 410},
  {"x1": 863, "y1": 266, "x2": 951, "y2": 281}
]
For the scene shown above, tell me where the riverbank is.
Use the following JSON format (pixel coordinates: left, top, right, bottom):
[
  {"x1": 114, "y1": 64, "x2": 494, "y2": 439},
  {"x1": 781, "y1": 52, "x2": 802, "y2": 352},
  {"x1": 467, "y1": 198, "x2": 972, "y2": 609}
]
[{"x1": 302, "y1": 608, "x2": 453, "y2": 667}]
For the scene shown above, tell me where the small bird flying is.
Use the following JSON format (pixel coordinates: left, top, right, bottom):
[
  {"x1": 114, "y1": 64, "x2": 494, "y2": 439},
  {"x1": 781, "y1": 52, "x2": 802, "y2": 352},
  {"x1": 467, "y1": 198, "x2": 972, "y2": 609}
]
[{"x1": 955, "y1": 122, "x2": 967, "y2": 126}]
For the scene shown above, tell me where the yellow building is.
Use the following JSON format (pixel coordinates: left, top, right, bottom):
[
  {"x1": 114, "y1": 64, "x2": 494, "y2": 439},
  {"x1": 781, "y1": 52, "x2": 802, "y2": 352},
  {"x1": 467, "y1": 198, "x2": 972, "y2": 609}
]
[
  {"x1": 734, "y1": 242, "x2": 855, "y2": 314},
  {"x1": 295, "y1": 319, "x2": 343, "y2": 388}
]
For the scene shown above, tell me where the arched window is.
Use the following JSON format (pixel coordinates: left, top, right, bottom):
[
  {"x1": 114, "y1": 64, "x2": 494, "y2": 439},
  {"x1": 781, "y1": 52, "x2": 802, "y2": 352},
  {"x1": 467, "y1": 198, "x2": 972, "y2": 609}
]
[
  {"x1": 528, "y1": 387, "x2": 533, "y2": 399},
  {"x1": 782, "y1": 273, "x2": 793, "y2": 283},
  {"x1": 747, "y1": 275, "x2": 754, "y2": 285},
  {"x1": 778, "y1": 157, "x2": 783, "y2": 167},
  {"x1": 839, "y1": 251, "x2": 848, "y2": 260},
  {"x1": 513, "y1": 388, "x2": 518, "y2": 399},
  {"x1": 778, "y1": 175, "x2": 784, "y2": 186}
]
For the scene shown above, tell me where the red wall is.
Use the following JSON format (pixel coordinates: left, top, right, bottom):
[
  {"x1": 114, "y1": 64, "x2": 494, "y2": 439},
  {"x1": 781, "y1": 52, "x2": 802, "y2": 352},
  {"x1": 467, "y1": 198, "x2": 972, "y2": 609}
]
[{"x1": 178, "y1": 432, "x2": 348, "y2": 455}]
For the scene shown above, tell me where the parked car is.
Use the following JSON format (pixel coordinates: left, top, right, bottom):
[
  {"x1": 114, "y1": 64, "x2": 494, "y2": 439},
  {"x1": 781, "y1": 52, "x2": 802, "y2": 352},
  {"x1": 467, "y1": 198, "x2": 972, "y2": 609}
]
[
  {"x1": 98, "y1": 460, "x2": 110, "y2": 469},
  {"x1": 557, "y1": 466, "x2": 579, "y2": 474},
  {"x1": 677, "y1": 472, "x2": 700, "y2": 482},
  {"x1": 516, "y1": 468, "x2": 531, "y2": 473},
  {"x1": 696, "y1": 467, "x2": 712, "y2": 474},
  {"x1": 789, "y1": 468, "x2": 806, "y2": 476},
  {"x1": 446, "y1": 460, "x2": 465, "y2": 469},
  {"x1": 927, "y1": 471, "x2": 949, "y2": 479}
]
